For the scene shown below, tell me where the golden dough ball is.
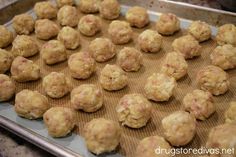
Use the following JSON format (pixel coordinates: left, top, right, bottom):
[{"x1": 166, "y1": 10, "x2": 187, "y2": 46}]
[
  {"x1": 43, "y1": 107, "x2": 76, "y2": 137},
  {"x1": 196, "y1": 65, "x2": 230, "y2": 96},
  {"x1": 15, "y1": 89, "x2": 49, "y2": 119},
  {"x1": 43, "y1": 72, "x2": 71, "y2": 98},
  {"x1": 0, "y1": 74, "x2": 15, "y2": 102},
  {"x1": 125, "y1": 6, "x2": 149, "y2": 28},
  {"x1": 144, "y1": 73, "x2": 176, "y2": 102},
  {"x1": 210, "y1": 44, "x2": 236, "y2": 70},
  {"x1": 79, "y1": 0, "x2": 100, "y2": 13},
  {"x1": 225, "y1": 101, "x2": 236, "y2": 123},
  {"x1": 34, "y1": 1, "x2": 57, "y2": 19},
  {"x1": 56, "y1": 0, "x2": 74, "y2": 8},
  {"x1": 108, "y1": 20, "x2": 133, "y2": 45},
  {"x1": 71, "y1": 84, "x2": 103, "y2": 112},
  {"x1": 99, "y1": 0, "x2": 120, "y2": 20},
  {"x1": 89, "y1": 38, "x2": 116, "y2": 62},
  {"x1": 156, "y1": 13, "x2": 180, "y2": 35},
  {"x1": 216, "y1": 24, "x2": 236, "y2": 46},
  {"x1": 12, "y1": 14, "x2": 35, "y2": 35},
  {"x1": 57, "y1": 5, "x2": 78, "y2": 27},
  {"x1": 183, "y1": 89, "x2": 215, "y2": 120},
  {"x1": 68, "y1": 52, "x2": 96, "y2": 79},
  {"x1": 0, "y1": 25, "x2": 13, "y2": 48},
  {"x1": 162, "y1": 111, "x2": 196, "y2": 146},
  {"x1": 172, "y1": 35, "x2": 201, "y2": 59},
  {"x1": 0, "y1": 49, "x2": 13, "y2": 74},
  {"x1": 12, "y1": 35, "x2": 39, "y2": 57},
  {"x1": 35, "y1": 19, "x2": 60, "y2": 40},
  {"x1": 41, "y1": 40, "x2": 67, "y2": 65},
  {"x1": 188, "y1": 20, "x2": 211, "y2": 42},
  {"x1": 117, "y1": 47, "x2": 143, "y2": 72},
  {"x1": 99, "y1": 64, "x2": 128, "y2": 91},
  {"x1": 116, "y1": 93, "x2": 152, "y2": 128},
  {"x1": 78, "y1": 15, "x2": 101, "y2": 36},
  {"x1": 83, "y1": 118, "x2": 121, "y2": 155},
  {"x1": 138, "y1": 29, "x2": 162, "y2": 53},
  {"x1": 10, "y1": 56, "x2": 40, "y2": 82}
]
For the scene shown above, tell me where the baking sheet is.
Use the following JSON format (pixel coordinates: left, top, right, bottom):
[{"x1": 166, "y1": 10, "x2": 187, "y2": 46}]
[{"x1": 0, "y1": 1, "x2": 236, "y2": 157}]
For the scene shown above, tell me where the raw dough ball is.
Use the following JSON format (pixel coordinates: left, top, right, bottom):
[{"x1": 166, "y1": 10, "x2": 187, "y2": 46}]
[
  {"x1": 162, "y1": 111, "x2": 196, "y2": 146},
  {"x1": 172, "y1": 35, "x2": 201, "y2": 59},
  {"x1": 43, "y1": 107, "x2": 76, "y2": 137},
  {"x1": 78, "y1": 15, "x2": 101, "y2": 36},
  {"x1": 196, "y1": 65, "x2": 230, "y2": 96},
  {"x1": 83, "y1": 118, "x2": 121, "y2": 155},
  {"x1": 225, "y1": 101, "x2": 236, "y2": 123},
  {"x1": 41, "y1": 40, "x2": 67, "y2": 65},
  {"x1": 68, "y1": 52, "x2": 96, "y2": 79},
  {"x1": 12, "y1": 35, "x2": 39, "y2": 57},
  {"x1": 116, "y1": 93, "x2": 152, "y2": 128},
  {"x1": 117, "y1": 47, "x2": 143, "y2": 72},
  {"x1": 188, "y1": 20, "x2": 211, "y2": 42},
  {"x1": 34, "y1": 1, "x2": 57, "y2": 19},
  {"x1": 138, "y1": 29, "x2": 162, "y2": 53},
  {"x1": 71, "y1": 84, "x2": 103, "y2": 112},
  {"x1": 210, "y1": 44, "x2": 236, "y2": 70},
  {"x1": 56, "y1": 0, "x2": 74, "y2": 8},
  {"x1": 43, "y1": 72, "x2": 71, "y2": 98},
  {"x1": 0, "y1": 49, "x2": 13, "y2": 74},
  {"x1": 125, "y1": 6, "x2": 149, "y2": 28},
  {"x1": 183, "y1": 89, "x2": 215, "y2": 120},
  {"x1": 0, "y1": 25, "x2": 13, "y2": 48},
  {"x1": 0, "y1": 74, "x2": 15, "y2": 102},
  {"x1": 15, "y1": 89, "x2": 49, "y2": 119},
  {"x1": 144, "y1": 73, "x2": 176, "y2": 102},
  {"x1": 57, "y1": 5, "x2": 78, "y2": 27},
  {"x1": 99, "y1": 64, "x2": 128, "y2": 91},
  {"x1": 79, "y1": 0, "x2": 100, "y2": 13},
  {"x1": 89, "y1": 38, "x2": 116, "y2": 62},
  {"x1": 12, "y1": 14, "x2": 35, "y2": 35},
  {"x1": 35, "y1": 19, "x2": 60, "y2": 40},
  {"x1": 135, "y1": 136, "x2": 172, "y2": 157},
  {"x1": 99, "y1": 0, "x2": 120, "y2": 20},
  {"x1": 10, "y1": 56, "x2": 40, "y2": 82},
  {"x1": 216, "y1": 24, "x2": 236, "y2": 46},
  {"x1": 156, "y1": 13, "x2": 180, "y2": 35},
  {"x1": 57, "y1": 26, "x2": 80, "y2": 49},
  {"x1": 160, "y1": 52, "x2": 188, "y2": 80}
]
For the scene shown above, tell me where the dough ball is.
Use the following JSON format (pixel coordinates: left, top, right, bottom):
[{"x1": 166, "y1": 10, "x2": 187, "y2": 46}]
[
  {"x1": 43, "y1": 72, "x2": 71, "y2": 98},
  {"x1": 188, "y1": 20, "x2": 211, "y2": 42},
  {"x1": 12, "y1": 35, "x2": 39, "y2": 57},
  {"x1": 15, "y1": 89, "x2": 49, "y2": 119},
  {"x1": 71, "y1": 84, "x2": 103, "y2": 112},
  {"x1": 160, "y1": 52, "x2": 188, "y2": 80},
  {"x1": 68, "y1": 52, "x2": 96, "y2": 79},
  {"x1": 210, "y1": 44, "x2": 236, "y2": 70},
  {"x1": 99, "y1": 0, "x2": 120, "y2": 20},
  {"x1": 125, "y1": 6, "x2": 149, "y2": 28},
  {"x1": 172, "y1": 35, "x2": 201, "y2": 59},
  {"x1": 162, "y1": 111, "x2": 196, "y2": 146},
  {"x1": 225, "y1": 101, "x2": 236, "y2": 123},
  {"x1": 57, "y1": 26, "x2": 80, "y2": 49},
  {"x1": 78, "y1": 15, "x2": 101, "y2": 36},
  {"x1": 57, "y1": 5, "x2": 78, "y2": 27},
  {"x1": 99, "y1": 64, "x2": 128, "y2": 91},
  {"x1": 0, "y1": 49, "x2": 13, "y2": 74},
  {"x1": 108, "y1": 20, "x2": 132, "y2": 44},
  {"x1": 0, "y1": 25, "x2": 13, "y2": 48},
  {"x1": 216, "y1": 24, "x2": 236, "y2": 46},
  {"x1": 135, "y1": 135, "x2": 172, "y2": 157},
  {"x1": 144, "y1": 73, "x2": 176, "y2": 102},
  {"x1": 56, "y1": 0, "x2": 74, "y2": 8},
  {"x1": 0, "y1": 74, "x2": 15, "y2": 102},
  {"x1": 117, "y1": 47, "x2": 143, "y2": 72},
  {"x1": 12, "y1": 14, "x2": 35, "y2": 35},
  {"x1": 79, "y1": 0, "x2": 100, "y2": 13},
  {"x1": 41, "y1": 40, "x2": 67, "y2": 65},
  {"x1": 156, "y1": 13, "x2": 180, "y2": 35},
  {"x1": 183, "y1": 89, "x2": 215, "y2": 120},
  {"x1": 83, "y1": 118, "x2": 121, "y2": 155},
  {"x1": 116, "y1": 93, "x2": 152, "y2": 128},
  {"x1": 34, "y1": 1, "x2": 57, "y2": 19},
  {"x1": 35, "y1": 19, "x2": 60, "y2": 40},
  {"x1": 89, "y1": 38, "x2": 116, "y2": 62},
  {"x1": 10, "y1": 56, "x2": 40, "y2": 82},
  {"x1": 196, "y1": 65, "x2": 230, "y2": 96},
  {"x1": 43, "y1": 107, "x2": 76, "y2": 137}
]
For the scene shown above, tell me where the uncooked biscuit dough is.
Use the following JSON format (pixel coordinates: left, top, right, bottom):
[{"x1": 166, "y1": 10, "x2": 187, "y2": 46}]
[
  {"x1": 0, "y1": 74, "x2": 15, "y2": 102},
  {"x1": 79, "y1": 0, "x2": 100, "y2": 13},
  {"x1": 225, "y1": 101, "x2": 236, "y2": 123},
  {"x1": 78, "y1": 15, "x2": 101, "y2": 36},
  {"x1": 188, "y1": 20, "x2": 211, "y2": 42},
  {"x1": 12, "y1": 14, "x2": 35, "y2": 35},
  {"x1": 99, "y1": 0, "x2": 120, "y2": 20},
  {"x1": 57, "y1": 5, "x2": 78, "y2": 27},
  {"x1": 0, "y1": 25, "x2": 13, "y2": 48},
  {"x1": 34, "y1": 1, "x2": 57, "y2": 19},
  {"x1": 0, "y1": 49, "x2": 13, "y2": 74},
  {"x1": 216, "y1": 24, "x2": 236, "y2": 46},
  {"x1": 56, "y1": 0, "x2": 74, "y2": 8}
]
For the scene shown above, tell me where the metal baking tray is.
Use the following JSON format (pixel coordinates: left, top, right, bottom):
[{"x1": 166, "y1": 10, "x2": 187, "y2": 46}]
[{"x1": 0, "y1": 0, "x2": 236, "y2": 157}]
